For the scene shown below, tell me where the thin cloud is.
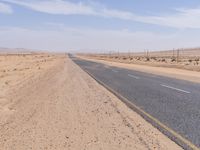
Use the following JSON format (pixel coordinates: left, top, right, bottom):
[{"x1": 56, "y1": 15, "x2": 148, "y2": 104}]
[
  {"x1": 0, "y1": 2, "x2": 13, "y2": 14},
  {"x1": 3, "y1": 0, "x2": 96, "y2": 15},
  {"x1": 3, "y1": 0, "x2": 200, "y2": 29}
]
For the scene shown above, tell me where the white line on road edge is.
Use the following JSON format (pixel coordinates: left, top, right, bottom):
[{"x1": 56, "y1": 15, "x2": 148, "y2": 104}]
[
  {"x1": 160, "y1": 84, "x2": 191, "y2": 94},
  {"x1": 112, "y1": 69, "x2": 118, "y2": 73},
  {"x1": 128, "y1": 74, "x2": 140, "y2": 79}
]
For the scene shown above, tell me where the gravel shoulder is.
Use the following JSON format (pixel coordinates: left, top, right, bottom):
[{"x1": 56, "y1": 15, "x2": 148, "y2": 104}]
[{"x1": 0, "y1": 54, "x2": 182, "y2": 150}]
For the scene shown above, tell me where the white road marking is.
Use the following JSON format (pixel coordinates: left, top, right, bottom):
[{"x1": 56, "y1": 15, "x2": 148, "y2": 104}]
[
  {"x1": 112, "y1": 69, "x2": 118, "y2": 73},
  {"x1": 160, "y1": 84, "x2": 191, "y2": 94},
  {"x1": 128, "y1": 74, "x2": 140, "y2": 79}
]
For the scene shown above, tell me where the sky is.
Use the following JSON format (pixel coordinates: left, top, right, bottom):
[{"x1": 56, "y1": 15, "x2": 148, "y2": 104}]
[{"x1": 1, "y1": 0, "x2": 200, "y2": 52}]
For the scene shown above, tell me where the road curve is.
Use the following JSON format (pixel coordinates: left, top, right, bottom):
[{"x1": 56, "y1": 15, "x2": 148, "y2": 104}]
[{"x1": 71, "y1": 56, "x2": 200, "y2": 149}]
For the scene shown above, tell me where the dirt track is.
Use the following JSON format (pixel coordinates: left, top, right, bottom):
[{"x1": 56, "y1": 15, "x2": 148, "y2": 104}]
[{"x1": 0, "y1": 54, "x2": 182, "y2": 150}]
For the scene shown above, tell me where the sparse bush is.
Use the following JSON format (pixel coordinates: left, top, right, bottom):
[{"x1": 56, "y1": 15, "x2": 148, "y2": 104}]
[
  {"x1": 151, "y1": 57, "x2": 157, "y2": 60},
  {"x1": 146, "y1": 57, "x2": 150, "y2": 61},
  {"x1": 161, "y1": 58, "x2": 166, "y2": 62},
  {"x1": 171, "y1": 58, "x2": 176, "y2": 62},
  {"x1": 136, "y1": 57, "x2": 140, "y2": 61},
  {"x1": 188, "y1": 59, "x2": 193, "y2": 63}
]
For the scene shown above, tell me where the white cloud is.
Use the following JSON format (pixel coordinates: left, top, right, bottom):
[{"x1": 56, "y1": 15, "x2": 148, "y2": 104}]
[
  {"x1": 0, "y1": 26, "x2": 199, "y2": 52},
  {"x1": 99, "y1": 7, "x2": 200, "y2": 29},
  {"x1": 3, "y1": 0, "x2": 96, "y2": 15},
  {"x1": 3, "y1": 0, "x2": 200, "y2": 29},
  {"x1": 0, "y1": 2, "x2": 13, "y2": 14},
  {"x1": 1, "y1": 1, "x2": 200, "y2": 51}
]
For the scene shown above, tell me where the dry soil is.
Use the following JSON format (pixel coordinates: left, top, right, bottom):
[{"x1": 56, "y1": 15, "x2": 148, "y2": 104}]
[{"x1": 0, "y1": 54, "x2": 182, "y2": 150}]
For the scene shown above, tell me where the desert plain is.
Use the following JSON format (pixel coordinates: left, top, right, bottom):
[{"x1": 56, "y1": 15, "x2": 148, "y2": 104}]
[{"x1": 0, "y1": 53, "x2": 183, "y2": 150}]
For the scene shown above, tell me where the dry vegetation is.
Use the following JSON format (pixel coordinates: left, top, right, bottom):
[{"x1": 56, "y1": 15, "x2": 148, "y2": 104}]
[{"x1": 83, "y1": 48, "x2": 200, "y2": 72}]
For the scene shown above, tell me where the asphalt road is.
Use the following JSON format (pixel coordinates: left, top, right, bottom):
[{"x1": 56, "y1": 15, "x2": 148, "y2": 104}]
[{"x1": 72, "y1": 57, "x2": 200, "y2": 149}]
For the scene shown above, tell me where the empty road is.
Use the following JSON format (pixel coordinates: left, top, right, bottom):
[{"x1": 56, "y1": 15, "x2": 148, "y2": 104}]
[{"x1": 72, "y1": 57, "x2": 200, "y2": 149}]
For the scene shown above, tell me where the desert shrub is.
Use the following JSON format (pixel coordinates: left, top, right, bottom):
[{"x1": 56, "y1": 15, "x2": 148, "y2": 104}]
[
  {"x1": 161, "y1": 58, "x2": 166, "y2": 62},
  {"x1": 151, "y1": 57, "x2": 157, "y2": 60},
  {"x1": 146, "y1": 57, "x2": 150, "y2": 61},
  {"x1": 171, "y1": 58, "x2": 176, "y2": 62},
  {"x1": 136, "y1": 57, "x2": 141, "y2": 60},
  {"x1": 188, "y1": 59, "x2": 193, "y2": 63}
]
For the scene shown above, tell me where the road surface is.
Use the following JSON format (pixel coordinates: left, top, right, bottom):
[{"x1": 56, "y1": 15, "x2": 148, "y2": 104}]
[{"x1": 72, "y1": 57, "x2": 200, "y2": 149}]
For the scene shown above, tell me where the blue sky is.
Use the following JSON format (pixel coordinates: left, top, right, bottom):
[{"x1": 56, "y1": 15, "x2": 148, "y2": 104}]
[{"x1": 1, "y1": 0, "x2": 200, "y2": 52}]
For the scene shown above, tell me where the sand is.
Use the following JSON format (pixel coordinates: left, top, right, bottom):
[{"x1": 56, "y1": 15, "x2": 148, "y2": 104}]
[{"x1": 0, "y1": 54, "x2": 182, "y2": 150}]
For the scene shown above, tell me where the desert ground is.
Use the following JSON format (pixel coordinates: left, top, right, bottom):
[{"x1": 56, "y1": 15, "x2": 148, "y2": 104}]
[
  {"x1": 84, "y1": 48, "x2": 200, "y2": 72},
  {"x1": 0, "y1": 53, "x2": 182, "y2": 150}
]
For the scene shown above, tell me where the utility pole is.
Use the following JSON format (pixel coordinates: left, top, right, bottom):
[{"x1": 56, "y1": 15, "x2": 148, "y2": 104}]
[
  {"x1": 147, "y1": 50, "x2": 149, "y2": 58},
  {"x1": 117, "y1": 50, "x2": 119, "y2": 59},
  {"x1": 128, "y1": 50, "x2": 130, "y2": 58},
  {"x1": 177, "y1": 49, "x2": 180, "y2": 63}
]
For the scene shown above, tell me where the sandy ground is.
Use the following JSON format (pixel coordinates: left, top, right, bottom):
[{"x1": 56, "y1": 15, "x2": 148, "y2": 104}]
[
  {"x1": 0, "y1": 54, "x2": 182, "y2": 150},
  {"x1": 85, "y1": 49, "x2": 200, "y2": 72},
  {"x1": 79, "y1": 56, "x2": 200, "y2": 84}
]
